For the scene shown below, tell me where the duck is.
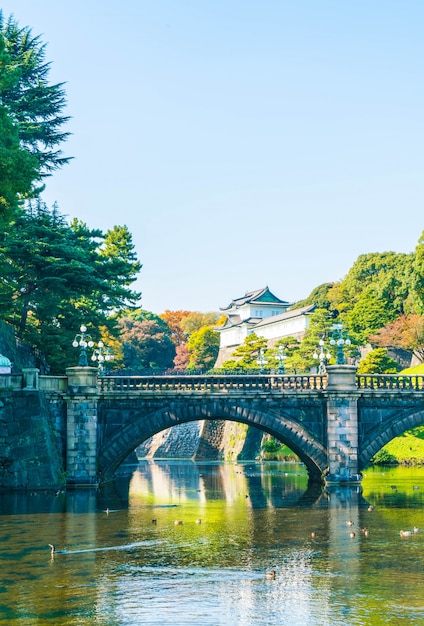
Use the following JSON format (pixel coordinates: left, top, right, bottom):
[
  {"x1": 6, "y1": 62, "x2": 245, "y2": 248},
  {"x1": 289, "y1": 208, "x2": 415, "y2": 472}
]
[
  {"x1": 346, "y1": 520, "x2": 354, "y2": 527},
  {"x1": 195, "y1": 519, "x2": 202, "y2": 524},
  {"x1": 413, "y1": 526, "x2": 421, "y2": 533},
  {"x1": 367, "y1": 505, "x2": 375, "y2": 512},
  {"x1": 174, "y1": 520, "x2": 183, "y2": 526},
  {"x1": 349, "y1": 531, "x2": 356, "y2": 538},
  {"x1": 311, "y1": 532, "x2": 317, "y2": 539},
  {"x1": 48, "y1": 544, "x2": 56, "y2": 554},
  {"x1": 400, "y1": 530, "x2": 413, "y2": 537},
  {"x1": 265, "y1": 570, "x2": 276, "y2": 580}
]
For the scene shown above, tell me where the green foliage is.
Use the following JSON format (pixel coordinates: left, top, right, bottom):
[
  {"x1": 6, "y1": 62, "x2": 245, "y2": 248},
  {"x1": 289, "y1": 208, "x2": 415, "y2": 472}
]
[
  {"x1": 287, "y1": 308, "x2": 341, "y2": 372},
  {"x1": 262, "y1": 438, "x2": 280, "y2": 453},
  {"x1": 265, "y1": 337, "x2": 301, "y2": 373},
  {"x1": 371, "y1": 448, "x2": 397, "y2": 465},
  {"x1": 413, "y1": 230, "x2": 424, "y2": 314},
  {"x1": 293, "y1": 283, "x2": 334, "y2": 310},
  {"x1": 0, "y1": 12, "x2": 71, "y2": 175},
  {"x1": 221, "y1": 333, "x2": 269, "y2": 370},
  {"x1": 0, "y1": 34, "x2": 40, "y2": 219},
  {"x1": 0, "y1": 201, "x2": 141, "y2": 373},
  {"x1": 357, "y1": 348, "x2": 400, "y2": 374},
  {"x1": 330, "y1": 252, "x2": 414, "y2": 342},
  {"x1": 186, "y1": 326, "x2": 220, "y2": 370}
]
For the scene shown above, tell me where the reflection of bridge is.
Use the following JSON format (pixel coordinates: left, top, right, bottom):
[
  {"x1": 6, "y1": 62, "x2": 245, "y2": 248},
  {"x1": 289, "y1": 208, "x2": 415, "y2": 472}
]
[{"x1": 2, "y1": 366, "x2": 424, "y2": 486}]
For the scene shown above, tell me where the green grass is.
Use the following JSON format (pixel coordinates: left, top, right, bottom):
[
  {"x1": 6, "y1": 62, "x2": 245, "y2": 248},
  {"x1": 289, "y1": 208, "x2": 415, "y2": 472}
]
[{"x1": 373, "y1": 427, "x2": 424, "y2": 465}]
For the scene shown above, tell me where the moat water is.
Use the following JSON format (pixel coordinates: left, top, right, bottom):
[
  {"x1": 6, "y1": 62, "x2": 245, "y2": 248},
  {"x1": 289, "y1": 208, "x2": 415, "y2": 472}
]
[{"x1": 1, "y1": 462, "x2": 424, "y2": 625}]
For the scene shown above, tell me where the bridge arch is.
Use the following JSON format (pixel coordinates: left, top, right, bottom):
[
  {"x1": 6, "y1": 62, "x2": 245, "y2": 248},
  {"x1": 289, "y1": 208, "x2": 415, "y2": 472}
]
[
  {"x1": 97, "y1": 399, "x2": 328, "y2": 483},
  {"x1": 359, "y1": 407, "x2": 424, "y2": 469}
]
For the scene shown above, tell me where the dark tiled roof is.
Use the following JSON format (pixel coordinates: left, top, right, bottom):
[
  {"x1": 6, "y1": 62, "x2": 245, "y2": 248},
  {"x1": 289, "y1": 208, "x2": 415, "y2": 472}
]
[
  {"x1": 220, "y1": 286, "x2": 291, "y2": 311},
  {"x1": 254, "y1": 304, "x2": 315, "y2": 328},
  {"x1": 215, "y1": 316, "x2": 260, "y2": 330}
]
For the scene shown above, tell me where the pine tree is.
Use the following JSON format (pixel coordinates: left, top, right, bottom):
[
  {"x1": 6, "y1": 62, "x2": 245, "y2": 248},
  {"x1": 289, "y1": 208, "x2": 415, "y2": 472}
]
[{"x1": 0, "y1": 12, "x2": 71, "y2": 175}]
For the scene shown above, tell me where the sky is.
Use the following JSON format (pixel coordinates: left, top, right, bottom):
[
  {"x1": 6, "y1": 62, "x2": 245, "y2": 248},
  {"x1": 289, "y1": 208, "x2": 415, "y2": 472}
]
[{"x1": 1, "y1": 1, "x2": 423, "y2": 314}]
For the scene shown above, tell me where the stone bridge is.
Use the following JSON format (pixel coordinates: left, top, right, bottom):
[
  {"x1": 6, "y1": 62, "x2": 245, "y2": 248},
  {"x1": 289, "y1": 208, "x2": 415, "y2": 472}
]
[{"x1": 2, "y1": 366, "x2": 424, "y2": 487}]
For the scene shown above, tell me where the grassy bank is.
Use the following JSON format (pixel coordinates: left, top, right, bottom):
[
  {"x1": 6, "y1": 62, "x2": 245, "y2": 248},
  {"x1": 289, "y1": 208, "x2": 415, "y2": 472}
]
[{"x1": 372, "y1": 426, "x2": 424, "y2": 465}]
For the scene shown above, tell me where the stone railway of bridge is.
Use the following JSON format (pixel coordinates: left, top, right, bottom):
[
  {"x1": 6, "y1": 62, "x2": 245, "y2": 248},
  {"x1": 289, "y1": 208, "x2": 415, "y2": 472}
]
[{"x1": 4, "y1": 365, "x2": 424, "y2": 487}]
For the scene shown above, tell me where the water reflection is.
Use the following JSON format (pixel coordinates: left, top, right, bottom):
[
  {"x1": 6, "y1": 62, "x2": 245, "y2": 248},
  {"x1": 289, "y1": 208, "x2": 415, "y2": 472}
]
[
  {"x1": 127, "y1": 460, "x2": 320, "y2": 509},
  {"x1": 0, "y1": 463, "x2": 424, "y2": 625}
]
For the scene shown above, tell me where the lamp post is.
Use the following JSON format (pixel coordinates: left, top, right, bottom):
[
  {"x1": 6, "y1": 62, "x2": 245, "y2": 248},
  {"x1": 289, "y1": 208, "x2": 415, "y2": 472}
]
[
  {"x1": 256, "y1": 348, "x2": 268, "y2": 373},
  {"x1": 313, "y1": 337, "x2": 331, "y2": 374},
  {"x1": 72, "y1": 324, "x2": 94, "y2": 367},
  {"x1": 276, "y1": 345, "x2": 287, "y2": 374},
  {"x1": 329, "y1": 323, "x2": 351, "y2": 365},
  {"x1": 91, "y1": 341, "x2": 114, "y2": 375}
]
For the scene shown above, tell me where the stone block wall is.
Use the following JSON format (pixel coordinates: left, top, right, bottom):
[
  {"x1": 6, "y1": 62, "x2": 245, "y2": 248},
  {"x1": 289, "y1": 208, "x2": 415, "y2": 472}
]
[{"x1": 0, "y1": 390, "x2": 64, "y2": 491}]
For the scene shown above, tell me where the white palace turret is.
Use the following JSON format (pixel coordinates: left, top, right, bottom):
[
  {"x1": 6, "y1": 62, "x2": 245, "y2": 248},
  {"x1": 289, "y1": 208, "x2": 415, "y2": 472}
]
[{"x1": 214, "y1": 286, "x2": 314, "y2": 367}]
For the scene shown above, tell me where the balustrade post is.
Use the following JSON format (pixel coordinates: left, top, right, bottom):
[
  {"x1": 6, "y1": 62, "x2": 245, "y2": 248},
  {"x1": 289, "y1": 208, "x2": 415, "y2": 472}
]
[{"x1": 22, "y1": 367, "x2": 39, "y2": 390}]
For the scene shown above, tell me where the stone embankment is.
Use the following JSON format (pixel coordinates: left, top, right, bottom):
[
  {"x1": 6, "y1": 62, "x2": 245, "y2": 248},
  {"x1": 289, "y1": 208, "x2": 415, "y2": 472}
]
[
  {"x1": 137, "y1": 420, "x2": 263, "y2": 462},
  {"x1": 0, "y1": 390, "x2": 64, "y2": 491}
]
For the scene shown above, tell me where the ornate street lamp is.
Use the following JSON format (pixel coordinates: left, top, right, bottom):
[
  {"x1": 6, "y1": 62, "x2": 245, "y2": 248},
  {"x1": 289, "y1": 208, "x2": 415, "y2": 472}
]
[
  {"x1": 91, "y1": 341, "x2": 114, "y2": 375},
  {"x1": 276, "y1": 345, "x2": 287, "y2": 374},
  {"x1": 313, "y1": 337, "x2": 331, "y2": 374},
  {"x1": 256, "y1": 348, "x2": 268, "y2": 373},
  {"x1": 72, "y1": 324, "x2": 94, "y2": 367},
  {"x1": 329, "y1": 323, "x2": 351, "y2": 365}
]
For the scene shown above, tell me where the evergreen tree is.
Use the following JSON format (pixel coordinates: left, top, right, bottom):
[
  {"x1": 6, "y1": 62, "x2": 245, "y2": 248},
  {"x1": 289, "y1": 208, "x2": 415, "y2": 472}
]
[
  {"x1": 0, "y1": 12, "x2": 71, "y2": 175},
  {"x1": 0, "y1": 33, "x2": 39, "y2": 219},
  {"x1": 221, "y1": 333, "x2": 268, "y2": 370},
  {"x1": 0, "y1": 201, "x2": 141, "y2": 372},
  {"x1": 357, "y1": 348, "x2": 400, "y2": 374}
]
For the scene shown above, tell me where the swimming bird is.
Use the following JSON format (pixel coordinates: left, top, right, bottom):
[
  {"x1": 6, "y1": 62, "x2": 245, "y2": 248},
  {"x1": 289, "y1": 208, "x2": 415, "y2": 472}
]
[
  {"x1": 174, "y1": 520, "x2": 183, "y2": 526},
  {"x1": 195, "y1": 519, "x2": 202, "y2": 524},
  {"x1": 152, "y1": 519, "x2": 157, "y2": 524},
  {"x1": 367, "y1": 505, "x2": 375, "y2": 511},
  {"x1": 413, "y1": 526, "x2": 421, "y2": 533},
  {"x1": 265, "y1": 570, "x2": 276, "y2": 579},
  {"x1": 311, "y1": 532, "x2": 316, "y2": 539},
  {"x1": 48, "y1": 544, "x2": 56, "y2": 554},
  {"x1": 349, "y1": 531, "x2": 356, "y2": 538},
  {"x1": 346, "y1": 520, "x2": 354, "y2": 527},
  {"x1": 400, "y1": 530, "x2": 413, "y2": 537}
]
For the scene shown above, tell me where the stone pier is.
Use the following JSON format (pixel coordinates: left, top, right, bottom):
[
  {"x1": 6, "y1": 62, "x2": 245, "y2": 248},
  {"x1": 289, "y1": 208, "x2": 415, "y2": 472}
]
[
  {"x1": 326, "y1": 365, "x2": 359, "y2": 480},
  {"x1": 65, "y1": 367, "x2": 99, "y2": 486}
]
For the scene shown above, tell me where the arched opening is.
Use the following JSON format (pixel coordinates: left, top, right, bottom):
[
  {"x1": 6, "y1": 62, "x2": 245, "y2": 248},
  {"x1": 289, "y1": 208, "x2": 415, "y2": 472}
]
[
  {"x1": 359, "y1": 409, "x2": 424, "y2": 470},
  {"x1": 97, "y1": 401, "x2": 327, "y2": 484}
]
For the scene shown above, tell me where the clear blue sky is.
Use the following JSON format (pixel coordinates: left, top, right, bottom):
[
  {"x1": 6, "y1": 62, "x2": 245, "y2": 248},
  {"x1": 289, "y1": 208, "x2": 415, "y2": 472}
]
[{"x1": 2, "y1": 1, "x2": 423, "y2": 314}]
